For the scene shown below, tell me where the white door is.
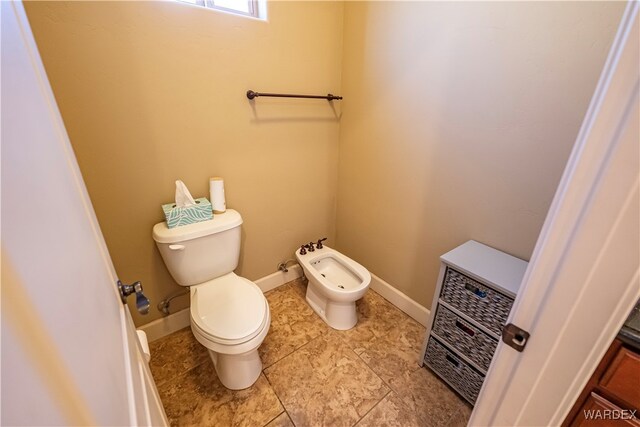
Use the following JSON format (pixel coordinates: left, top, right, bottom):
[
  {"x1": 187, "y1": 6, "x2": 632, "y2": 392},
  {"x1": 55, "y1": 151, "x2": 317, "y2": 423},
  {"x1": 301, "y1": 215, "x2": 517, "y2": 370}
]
[
  {"x1": 1, "y1": 2, "x2": 168, "y2": 425},
  {"x1": 470, "y1": 2, "x2": 639, "y2": 426}
]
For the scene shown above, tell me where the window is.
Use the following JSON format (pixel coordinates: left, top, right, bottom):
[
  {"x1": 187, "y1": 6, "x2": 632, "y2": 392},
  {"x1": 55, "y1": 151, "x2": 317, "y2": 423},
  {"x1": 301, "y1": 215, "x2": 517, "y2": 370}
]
[{"x1": 178, "y1": 0, "x2": 260, "y2": 18}]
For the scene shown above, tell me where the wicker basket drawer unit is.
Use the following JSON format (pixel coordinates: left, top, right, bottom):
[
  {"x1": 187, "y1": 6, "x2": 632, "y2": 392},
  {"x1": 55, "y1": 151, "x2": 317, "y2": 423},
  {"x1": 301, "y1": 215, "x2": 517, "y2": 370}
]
[
  {"x1": 420, "y1": 241, "x2": 528, "y2": 406},
  {"x1": 424, "y1": 337, "x2": 485, "y2": 404},
  {"x1": 431, "y1": 304, "x2": 499, "y2": 372},
  {"x1": 440, "y1": 267, "x2": 514, "y2": 336}
]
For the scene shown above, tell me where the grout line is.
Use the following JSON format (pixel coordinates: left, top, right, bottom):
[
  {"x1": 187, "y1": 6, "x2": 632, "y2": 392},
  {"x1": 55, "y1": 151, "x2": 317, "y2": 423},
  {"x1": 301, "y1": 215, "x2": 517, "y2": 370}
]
[
  {"x1": 337, "y1": 333, "x2": 416, "y2": 426},
  {"x1": 283, "y1": 411, "x2": 295, "y2": 427},
  {"x1": 349, "y1": 345, "x2": 431, "y2": 427},
  {"x1": 351, "y1": 389, "x2": 392, "y2": 427},
  {"x1": 263, "y1": 324, "x2": 323, "y2": 368},
  {"x1": 157, "y1": 279, "x2": 431, "y2": 426},
  {"x1": 260, "y1": 409, "x2": 286, "y2": 427},
  {"x1": 261, "y1": 335, "x2": 326, "y2": 371},
  {"x1": 262, "y1": 332, "x2": 324, "y2": 373},
  {"x1": 261, "y1": 280, "x2": 324, "y2": 370},
  {"x1": 266, "y1": 328, "x2": 388, "y2": 427},
  {"x1": 261, "y1": 371, "x2": 291, "y2": 426},
  {"x1": 351, "y1": 338, "x2": 396, "y2": 392},
  {"x1": 262, "y1": 345, "x2": 300, "y2": 371}
]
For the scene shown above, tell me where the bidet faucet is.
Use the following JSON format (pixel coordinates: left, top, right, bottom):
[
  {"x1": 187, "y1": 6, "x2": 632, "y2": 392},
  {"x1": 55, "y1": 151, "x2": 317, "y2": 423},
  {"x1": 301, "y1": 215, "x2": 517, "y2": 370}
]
[
  {"x1": 306, "y1": 242, "x2": 315, "y2": 252},
  {"x1": 299, "y1": 245, "x2": 307, "y2": 255},
  {"x1": 316, "y1": 237, "x2": 327, "y2": 249}
]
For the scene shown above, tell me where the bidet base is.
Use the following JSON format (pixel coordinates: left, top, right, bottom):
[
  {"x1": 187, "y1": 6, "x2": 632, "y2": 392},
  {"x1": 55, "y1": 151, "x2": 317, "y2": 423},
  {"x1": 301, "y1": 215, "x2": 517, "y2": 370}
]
[{"x1": 306, "y1": 283, "x2": 358, "y2": 330}]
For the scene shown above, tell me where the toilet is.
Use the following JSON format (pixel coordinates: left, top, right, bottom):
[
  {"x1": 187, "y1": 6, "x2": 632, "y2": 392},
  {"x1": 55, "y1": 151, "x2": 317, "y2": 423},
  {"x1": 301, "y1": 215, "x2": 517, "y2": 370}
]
[
  {"x1": 296, "y1": 244, "x2": 371, "y2": 330},
  {"x1": 152, "y1": 210, "x2": 270, "y2": 390}
]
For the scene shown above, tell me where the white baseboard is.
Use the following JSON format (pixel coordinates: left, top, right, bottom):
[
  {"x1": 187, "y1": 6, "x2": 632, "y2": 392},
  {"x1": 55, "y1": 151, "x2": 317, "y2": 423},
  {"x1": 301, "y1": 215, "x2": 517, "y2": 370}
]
[
  {"x1": 141, "y1": 264, "x2": 303, "y2": 342},
  {"x1": 141, "y1": 266, "x2": 430, "y2": 342},
  {"x1": 254, "y1": 264, "x2": 303, "y2": 292},
  {"x1": 369, "y1": 273, "x2": 430, "y2": 327},
  {"x1": 139, "y1": 308, "x2": 191, "y2": 343}
]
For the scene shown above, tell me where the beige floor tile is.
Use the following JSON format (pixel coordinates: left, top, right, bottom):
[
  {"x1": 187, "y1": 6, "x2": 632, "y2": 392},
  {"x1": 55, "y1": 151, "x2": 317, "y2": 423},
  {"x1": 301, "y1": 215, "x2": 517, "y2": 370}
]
[
  {"x1": 356, "y1": 391, "x2": 427, "y2": 427},
  {"x1": 356, "y1": 316, "x2": 426, "y2": 384},
  {"x1": 266, "y1": 283, "x2": 315, "y2": 326},
  {"x1": 444, "y1": 409, "x2": 471, "y2": 427},
  {"x1": 260, "y1": 283, "x2": 330, "y2": 368},
  {"x1": 459, "y1": 401, "x2": 473, "y2": 419},
  {"x1": 157, "y1": 360, "x2": 283, "y2": 427},
  {"x1": 288, "y1": 277, "x2": 308, "y2": 301},
  {"x1": 446, "y1": 401, "x2": 473, "y2": 427},
  {"x1": 388, "y1": 367, "x2": 466, "y2": 427},
  {"x1": 150, "y1": 279, "x2": 465, "y2": 427},
  {"x1": 341, "y1": 291, "x2": 410, "y2": 354},
  {"x1": 148, "y1": 327, "x2": 209, "y2": 387},
  {"x1": 264, "y1": 330, "x2": 390, "y2": 427},
  {"x1": 265, "y1": 412, "x2": 295, "y2": 427}
]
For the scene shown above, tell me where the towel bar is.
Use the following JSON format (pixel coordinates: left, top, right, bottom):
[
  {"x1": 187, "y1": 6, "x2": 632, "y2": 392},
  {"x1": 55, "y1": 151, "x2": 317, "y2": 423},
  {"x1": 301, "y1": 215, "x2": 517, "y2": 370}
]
[{"x1": 246, "y1": 90, "x2": 342, "y2": 101}]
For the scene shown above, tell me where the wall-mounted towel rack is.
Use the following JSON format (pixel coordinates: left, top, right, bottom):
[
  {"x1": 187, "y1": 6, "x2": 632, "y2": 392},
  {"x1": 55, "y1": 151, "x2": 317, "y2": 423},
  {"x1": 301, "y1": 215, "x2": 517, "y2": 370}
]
[{"x1": 246, "y1": 90, "x2": 342, "y2": 101}]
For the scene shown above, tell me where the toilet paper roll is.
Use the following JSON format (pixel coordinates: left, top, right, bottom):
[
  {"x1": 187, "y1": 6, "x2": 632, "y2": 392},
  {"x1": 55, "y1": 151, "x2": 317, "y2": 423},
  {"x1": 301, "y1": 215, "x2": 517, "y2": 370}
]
[
  {"x1": 136, "y1": 330, "x2": 151, "y2": 363},
  {"x1": 210, "y1": 177, "x2": 226, "y2": 214}
]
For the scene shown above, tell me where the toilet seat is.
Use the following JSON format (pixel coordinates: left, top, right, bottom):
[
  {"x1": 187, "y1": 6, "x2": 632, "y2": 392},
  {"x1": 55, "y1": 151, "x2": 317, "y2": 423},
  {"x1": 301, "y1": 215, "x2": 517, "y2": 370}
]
[{"x1": 191, "y1": 273, "x2": 268, "y2": 346}]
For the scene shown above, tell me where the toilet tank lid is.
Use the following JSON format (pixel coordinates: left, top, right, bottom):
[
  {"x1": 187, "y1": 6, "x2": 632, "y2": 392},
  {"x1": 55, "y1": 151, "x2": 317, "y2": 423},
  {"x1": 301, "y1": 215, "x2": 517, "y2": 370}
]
[{"x1": 152, "y1": 209, "x2": 242, "y2": 244}]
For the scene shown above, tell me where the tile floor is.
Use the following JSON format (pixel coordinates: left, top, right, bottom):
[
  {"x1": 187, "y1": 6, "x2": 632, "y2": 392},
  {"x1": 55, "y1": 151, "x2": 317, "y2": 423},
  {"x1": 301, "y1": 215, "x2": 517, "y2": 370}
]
[{"x1": 149, "y1": 278, "x2": 472, "y2": 427}]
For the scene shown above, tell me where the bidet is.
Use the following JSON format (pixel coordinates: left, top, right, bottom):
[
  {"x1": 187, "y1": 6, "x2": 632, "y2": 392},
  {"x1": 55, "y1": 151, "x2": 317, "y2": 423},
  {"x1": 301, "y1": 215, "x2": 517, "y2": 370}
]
[{"x1": 296, "y1": 243, "x2": 371, "y2": 330}]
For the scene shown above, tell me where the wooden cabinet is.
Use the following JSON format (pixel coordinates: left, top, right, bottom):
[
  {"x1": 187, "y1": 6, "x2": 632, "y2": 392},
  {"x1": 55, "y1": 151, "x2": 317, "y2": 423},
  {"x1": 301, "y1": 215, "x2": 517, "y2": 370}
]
[
  {"x1": 600, "y1": 346, "x2": 640, "y2": 409},
  {"x1": 572, "y1": 393, "x2": 640, "y2": 427},
  {"x1": 564, "y1": 339, "x2": 640, "y2": 426}
]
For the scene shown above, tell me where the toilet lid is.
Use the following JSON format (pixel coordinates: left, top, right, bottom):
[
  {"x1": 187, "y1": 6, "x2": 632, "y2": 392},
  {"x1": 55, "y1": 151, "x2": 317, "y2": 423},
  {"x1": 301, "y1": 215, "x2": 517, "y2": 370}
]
[{"x1": 191, "y1": 274, "x2": 267, "y2": 342}]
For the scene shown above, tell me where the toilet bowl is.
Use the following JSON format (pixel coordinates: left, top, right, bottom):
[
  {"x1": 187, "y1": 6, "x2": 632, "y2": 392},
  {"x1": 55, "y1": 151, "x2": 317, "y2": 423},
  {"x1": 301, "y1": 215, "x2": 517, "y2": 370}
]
[
  {"x1": 189, "y1": 272, "x2": 270, "y2": 390},
  {"x1": 153, "y1": 210, "x2": 270, "y2": 390},
  {"x1": 295, "y1": 245, "x2": 371, "y2": 330}
]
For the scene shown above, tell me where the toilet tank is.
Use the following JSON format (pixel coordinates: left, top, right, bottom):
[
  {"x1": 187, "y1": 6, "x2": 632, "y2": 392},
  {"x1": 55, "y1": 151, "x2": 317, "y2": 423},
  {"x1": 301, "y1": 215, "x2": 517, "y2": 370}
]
[{"x1": 152, "y1": 209, "x2": 243, "y2": 286}]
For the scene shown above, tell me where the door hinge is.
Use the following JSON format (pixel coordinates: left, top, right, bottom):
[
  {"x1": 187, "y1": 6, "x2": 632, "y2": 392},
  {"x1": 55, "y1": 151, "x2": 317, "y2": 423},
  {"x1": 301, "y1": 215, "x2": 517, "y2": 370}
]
[{"x1": 502, "y1": 323, "x2": 530, "y2": 352}]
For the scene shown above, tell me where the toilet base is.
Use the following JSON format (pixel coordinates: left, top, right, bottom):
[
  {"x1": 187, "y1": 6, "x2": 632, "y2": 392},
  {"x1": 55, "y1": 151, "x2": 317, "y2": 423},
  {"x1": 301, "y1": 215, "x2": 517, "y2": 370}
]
[
  {"x1": 306, "y1": 283, "x2": 358, "y2": 330},
  {"x1": 208, "y1": 348, "x2": 262, "y2": 390}
]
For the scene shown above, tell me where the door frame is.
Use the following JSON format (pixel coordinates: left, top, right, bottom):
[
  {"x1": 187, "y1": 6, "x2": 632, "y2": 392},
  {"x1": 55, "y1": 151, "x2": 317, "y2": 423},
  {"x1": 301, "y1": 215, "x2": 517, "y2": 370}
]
[{"x1": 470, "y1": 2, "x2": 639, "y2": 425}]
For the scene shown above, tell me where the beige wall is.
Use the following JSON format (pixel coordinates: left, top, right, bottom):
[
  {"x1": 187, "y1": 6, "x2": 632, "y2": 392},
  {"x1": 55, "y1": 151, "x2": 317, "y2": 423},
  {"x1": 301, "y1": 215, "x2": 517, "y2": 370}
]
[
  {"x1": 25, "y1": 1, "x2": 344, "y2": 326},
  {"x1": 336, "y1": 2, "x2": 624, "y2": 308},
  {"x1": 25, "y1": 0, "x2": 624, "y2": 326}
]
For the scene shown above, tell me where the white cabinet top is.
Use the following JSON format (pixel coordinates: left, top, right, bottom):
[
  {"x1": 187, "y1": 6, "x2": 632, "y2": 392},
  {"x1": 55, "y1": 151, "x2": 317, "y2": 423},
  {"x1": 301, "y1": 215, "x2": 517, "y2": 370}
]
[{"x1": 440, "y1": 240, "x2": 528, "y2": 297}]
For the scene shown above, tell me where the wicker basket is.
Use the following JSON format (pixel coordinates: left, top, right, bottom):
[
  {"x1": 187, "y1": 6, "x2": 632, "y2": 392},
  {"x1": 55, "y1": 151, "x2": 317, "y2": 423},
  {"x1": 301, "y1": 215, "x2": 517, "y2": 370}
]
[
  {"x1": 440, "y1": 267, "x2": 514, "y2": 336},
  {"x1": 432, "y1": 304, "x2": 499, "y2": 372},
  {"x1": 424, "y1": 337, "x2": 485, "y2": 404}
]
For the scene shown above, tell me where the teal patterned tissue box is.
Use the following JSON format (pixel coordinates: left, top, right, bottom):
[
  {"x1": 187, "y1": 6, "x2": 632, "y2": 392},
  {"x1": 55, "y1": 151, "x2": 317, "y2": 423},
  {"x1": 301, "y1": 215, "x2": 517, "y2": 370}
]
[{"x1": 162, "y1": 198, "x2": 213, "y2": 228}]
